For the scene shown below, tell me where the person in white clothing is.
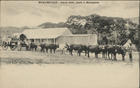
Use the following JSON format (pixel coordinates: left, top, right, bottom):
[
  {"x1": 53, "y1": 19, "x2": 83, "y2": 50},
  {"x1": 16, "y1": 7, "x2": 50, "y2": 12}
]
[{"x1": 127, "y1": 43, "x2": 133, "y2": 62}]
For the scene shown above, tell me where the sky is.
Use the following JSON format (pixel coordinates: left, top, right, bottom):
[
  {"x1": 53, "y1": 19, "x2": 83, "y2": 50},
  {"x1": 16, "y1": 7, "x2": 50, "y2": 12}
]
[{"x1": 0, "y1": 1, "x2": 139, "y2": 27}]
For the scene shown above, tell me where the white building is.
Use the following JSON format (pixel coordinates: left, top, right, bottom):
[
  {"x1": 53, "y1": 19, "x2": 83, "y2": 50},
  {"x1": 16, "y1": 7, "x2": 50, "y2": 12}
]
[{"x1": 21, "y1": 28, "x2": 97, "y2": 46}]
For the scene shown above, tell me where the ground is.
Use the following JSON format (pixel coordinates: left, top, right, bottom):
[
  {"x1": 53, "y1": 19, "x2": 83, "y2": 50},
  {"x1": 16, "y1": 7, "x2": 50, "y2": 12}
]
[
  {"x1": 0, "y1": 47, "x2": 139, "y2": 88},
  {"x1": 0, "y1": 47, "x2": 139, "y2": 64}
]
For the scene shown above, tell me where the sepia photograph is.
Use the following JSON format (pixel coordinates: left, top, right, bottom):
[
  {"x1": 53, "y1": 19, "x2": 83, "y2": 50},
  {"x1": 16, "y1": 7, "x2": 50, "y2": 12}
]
[{"x1": 0, "y1": 1, "x2": 139, "y2": 88}]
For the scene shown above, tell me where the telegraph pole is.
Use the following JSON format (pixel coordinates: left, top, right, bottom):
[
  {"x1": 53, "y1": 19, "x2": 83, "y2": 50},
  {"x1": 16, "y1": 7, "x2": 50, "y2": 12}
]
[
  {"x1": 114, "y1": 30, "x2": 117, "y2": 45},
  {"x1": 114, "y1": 24, "x2": 117, "y2": 45}
]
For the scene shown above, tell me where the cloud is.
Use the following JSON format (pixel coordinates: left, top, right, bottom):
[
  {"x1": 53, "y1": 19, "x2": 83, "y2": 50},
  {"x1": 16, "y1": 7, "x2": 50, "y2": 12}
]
[
  {"x1": 96, "y1": 1, "x2": 139, "y2": 18},
  {"x1": 0, "y1": 1, "x2": 139, "y2": 27}
]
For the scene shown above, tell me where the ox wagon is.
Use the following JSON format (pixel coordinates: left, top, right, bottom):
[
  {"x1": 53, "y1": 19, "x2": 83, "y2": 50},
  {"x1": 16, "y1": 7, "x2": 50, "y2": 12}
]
[{"x1": 2, "y1": 38, "x2": 18, "y2": 50}]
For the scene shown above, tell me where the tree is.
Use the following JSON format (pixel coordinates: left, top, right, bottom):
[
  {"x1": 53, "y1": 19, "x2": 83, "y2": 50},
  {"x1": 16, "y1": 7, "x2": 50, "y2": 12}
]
[
  {"x1": 66, "y1": 14, "x2": 136, "y2": 45},
  {"x1": 66, "y1": 14, "x2": 138, "y2": 45}
]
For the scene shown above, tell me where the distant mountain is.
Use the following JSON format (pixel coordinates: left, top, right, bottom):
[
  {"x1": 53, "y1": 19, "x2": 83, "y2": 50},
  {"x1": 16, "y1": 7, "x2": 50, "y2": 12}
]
[
  {"x1": 0, "y1": 22, "x2": 66, "y2": 39},
  {"x1": 127, "y1": 17, "x2": 139, "y2": 24},
  {"x1": 38, "y1": 22, "x2": 66, "y2": 28},
  {"x1": 0, "y1": 26, "x2": 21, "y2": 36},
  {"x1": 0, "y1": 26, "x2": 34, "y2": 38}
]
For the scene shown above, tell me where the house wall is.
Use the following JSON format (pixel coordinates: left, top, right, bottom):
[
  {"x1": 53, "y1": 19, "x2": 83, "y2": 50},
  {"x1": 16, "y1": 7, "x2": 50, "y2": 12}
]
[
  {"x1": 56, "y1": 34, "x2": 97, "y2": 45},
  {"x1": 27, "y1": 38, "x2": 55, "y2": 45},
  {"x1": 26, "y1": 34, "x2": 97, "y2": 47}
]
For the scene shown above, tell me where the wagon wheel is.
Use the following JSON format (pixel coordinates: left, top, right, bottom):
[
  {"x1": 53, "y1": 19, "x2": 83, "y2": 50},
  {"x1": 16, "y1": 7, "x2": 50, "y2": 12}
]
[
  {"x1": 10, "y1": 45, "x2": 17, "y2": 51},
  {"x1": 2, "y1": 45, "x2": 8, "y2": 50}
]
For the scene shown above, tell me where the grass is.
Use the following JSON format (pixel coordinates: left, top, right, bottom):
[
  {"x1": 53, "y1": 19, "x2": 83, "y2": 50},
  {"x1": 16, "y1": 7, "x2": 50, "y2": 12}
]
[{"x1": 0, "y1": 50, "x2": 139, "y2": 65}]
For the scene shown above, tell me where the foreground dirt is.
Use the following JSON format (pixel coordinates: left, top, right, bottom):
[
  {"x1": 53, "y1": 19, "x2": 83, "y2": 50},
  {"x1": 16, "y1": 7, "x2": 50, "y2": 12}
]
[{"x1": 0, "y1": 49, "x2": 139, "y2": 88}]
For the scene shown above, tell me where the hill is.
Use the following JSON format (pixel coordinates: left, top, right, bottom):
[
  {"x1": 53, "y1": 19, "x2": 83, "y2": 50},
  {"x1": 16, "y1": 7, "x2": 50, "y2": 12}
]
[
  {"x1": 38, "y1": 22, "x2": 66, "y2": 28},
  {"x1": 0, "y1": 26, "x2": 34, "y2": 39}
]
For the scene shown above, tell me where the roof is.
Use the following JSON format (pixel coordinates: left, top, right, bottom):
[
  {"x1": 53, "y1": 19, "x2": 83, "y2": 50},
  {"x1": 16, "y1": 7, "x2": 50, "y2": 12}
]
[{"x1": 22, "y1": 28, "x2": 72, "y2": 39}]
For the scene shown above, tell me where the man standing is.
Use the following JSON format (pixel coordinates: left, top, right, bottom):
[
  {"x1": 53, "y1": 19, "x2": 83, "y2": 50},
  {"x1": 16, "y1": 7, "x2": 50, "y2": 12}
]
[{"x1": 128, "y1": 43, "x2": 133, "y2": 62}]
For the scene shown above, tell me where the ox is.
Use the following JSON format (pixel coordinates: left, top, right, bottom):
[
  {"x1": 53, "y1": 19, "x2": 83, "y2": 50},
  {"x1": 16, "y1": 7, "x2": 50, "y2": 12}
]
[
  {"x1": 40, "y1": 44, "x2": 59, "y2": 53},
  {"x1": 65, "y1": 44, "x2": 87, "y2": 56}
]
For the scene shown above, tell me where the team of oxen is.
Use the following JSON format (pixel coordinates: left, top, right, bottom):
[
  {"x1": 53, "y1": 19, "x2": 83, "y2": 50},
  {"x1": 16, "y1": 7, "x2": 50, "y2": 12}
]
[
  {"x1": 64, "y1": 44, "x2": 127, "y2": 61},
  {"x1": 20, "y1": 42, "x2": 128, "y2": 61}
]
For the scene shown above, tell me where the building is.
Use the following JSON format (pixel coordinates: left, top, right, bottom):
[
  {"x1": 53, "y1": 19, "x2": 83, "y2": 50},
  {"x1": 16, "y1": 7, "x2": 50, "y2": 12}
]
[
  {"x1": 22, "y1": 28, "x2": 72, "y2": 44},
  {"x1": 21, "y1": 28, "x2": 97, "y2": 46},
  {"x1": 57, "y1": 34, "x2": 97, "y2": 45}
]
